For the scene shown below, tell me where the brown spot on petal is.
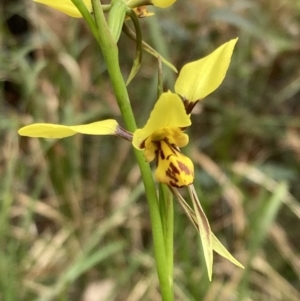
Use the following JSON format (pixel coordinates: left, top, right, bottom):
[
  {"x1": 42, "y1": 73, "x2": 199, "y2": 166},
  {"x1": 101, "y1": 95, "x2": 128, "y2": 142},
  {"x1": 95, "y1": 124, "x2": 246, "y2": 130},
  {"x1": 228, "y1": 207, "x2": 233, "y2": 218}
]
[
  {"x1": 154, "y1": 140, "x2": 194, "y2": 188},
  {"x1": 166, "y1": 163, "x2": 180, "y2": 184},
  {"x1": 177, "y1": 160, "x2": 193, "y2": 176},
  {"x1": 155, "y1": 142, "x2": 165, "y2": 160}
]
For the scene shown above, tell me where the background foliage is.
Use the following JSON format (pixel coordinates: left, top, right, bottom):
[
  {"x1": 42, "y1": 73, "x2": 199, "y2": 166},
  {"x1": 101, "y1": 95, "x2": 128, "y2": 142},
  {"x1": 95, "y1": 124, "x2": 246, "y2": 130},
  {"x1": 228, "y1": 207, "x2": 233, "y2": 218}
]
[{"x1": 1, "y1": 0, "x2": 300, "y2": 300}]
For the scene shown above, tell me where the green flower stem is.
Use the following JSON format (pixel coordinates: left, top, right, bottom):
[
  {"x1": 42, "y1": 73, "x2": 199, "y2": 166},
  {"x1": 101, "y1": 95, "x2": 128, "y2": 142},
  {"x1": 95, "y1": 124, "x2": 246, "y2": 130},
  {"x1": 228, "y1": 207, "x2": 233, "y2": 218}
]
[
  {"x1": 70, "y1": 0, "x2": 100, "y2": 45},
  {"x1": 71, "y1": 0, "x2": 173, "y2": 299},
  {"x1": 157, "y1": 65, "x2": 174, "y2": 288},
  {"x1": 158, "y1": 184, "x2": 174, "y2": 291},
  {"x1": 163, "y1": 185, "x2": 174, "y2": 288}
]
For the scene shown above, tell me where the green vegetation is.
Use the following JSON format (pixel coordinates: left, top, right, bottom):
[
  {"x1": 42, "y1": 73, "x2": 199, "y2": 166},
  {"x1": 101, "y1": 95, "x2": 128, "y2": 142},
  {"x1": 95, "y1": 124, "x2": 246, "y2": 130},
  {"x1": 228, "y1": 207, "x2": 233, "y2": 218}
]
[{"x1": 1, "y1": 0, "x2": 300, "y2": 300}]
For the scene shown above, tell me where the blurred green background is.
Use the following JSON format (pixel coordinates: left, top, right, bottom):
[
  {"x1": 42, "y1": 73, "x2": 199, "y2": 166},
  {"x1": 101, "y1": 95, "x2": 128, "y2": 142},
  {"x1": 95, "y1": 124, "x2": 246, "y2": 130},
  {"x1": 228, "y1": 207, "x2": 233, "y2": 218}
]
[{"x1": 1, "y1": 0, "x2": 300, "y2": 300}]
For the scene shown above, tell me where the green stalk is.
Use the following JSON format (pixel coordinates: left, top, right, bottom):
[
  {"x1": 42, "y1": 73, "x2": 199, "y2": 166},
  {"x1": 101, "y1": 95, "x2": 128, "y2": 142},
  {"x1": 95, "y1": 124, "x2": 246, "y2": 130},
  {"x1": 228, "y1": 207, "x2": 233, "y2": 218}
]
[
  {"x1": 157, "y1": 63, "x2": 174, "y2": 289},
  {"x1": 162, "y1": 185, "x2": 174, "y2": 289},
  {"x1": 70, "y1": 0, "x2": 173, "y2": 299}
]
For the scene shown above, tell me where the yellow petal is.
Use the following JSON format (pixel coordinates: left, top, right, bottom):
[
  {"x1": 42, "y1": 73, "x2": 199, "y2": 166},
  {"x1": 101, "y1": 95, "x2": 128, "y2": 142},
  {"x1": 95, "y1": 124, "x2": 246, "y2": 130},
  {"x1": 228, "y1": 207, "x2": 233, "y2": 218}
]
[
  {"x1": 150, "y1": 127, "x2": 189, "y2": 147},
  {"x1": 34, "y1": 0, "x2": 92, "y2": 18},
  {"x1": 143, "y1": 137, "x2": 157, "y2": 162},
  {"x1": 155, "y1": 141, "x2": 194, "y2": 187},
  {"x1": 132, "y1": 91, "x2": 191, "y2": 149},
  {"x1": 175, "y1": 38, "x2": 238, "y2": 104},
  {"x1": 151, "y1": 0, "x2": 176, "y2": 8},
  {"x1": 18, "y1": 120, "x2": 119, "y2": 138}
]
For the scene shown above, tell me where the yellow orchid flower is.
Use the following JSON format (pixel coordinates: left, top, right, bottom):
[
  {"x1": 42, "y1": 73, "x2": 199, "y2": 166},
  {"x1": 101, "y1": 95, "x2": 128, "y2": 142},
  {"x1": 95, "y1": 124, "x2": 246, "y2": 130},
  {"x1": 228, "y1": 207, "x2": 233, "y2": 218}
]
[
  {"x1": 19, "y1": 39, "x2": 237, "y2": 187},
  {"x1": 18, "y1": 39, "x2": 242, "y2": 280},
  {"x1": 34, "y1": 0, "x2": 92, "y2": 18},
  {"x1": 132, "y1": 39, "x2": 238, "y2": 186},
  {"x1": 132, "y1": 91, "x2": 193, "y2": 187}
]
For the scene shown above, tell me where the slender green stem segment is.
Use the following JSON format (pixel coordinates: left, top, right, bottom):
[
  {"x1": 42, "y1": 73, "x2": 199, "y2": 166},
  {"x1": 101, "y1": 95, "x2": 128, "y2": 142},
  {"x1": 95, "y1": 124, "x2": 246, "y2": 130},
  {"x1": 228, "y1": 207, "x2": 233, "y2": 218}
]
[
  {"x1": 70, "y1": 0, "x2": 174, "y2": 299},
  {"x1": 157, "y1": 63, "x2": 174, "y2": 289},
  {"x1": 159, "y1": 184, "x2": 174, "y2": 289}
]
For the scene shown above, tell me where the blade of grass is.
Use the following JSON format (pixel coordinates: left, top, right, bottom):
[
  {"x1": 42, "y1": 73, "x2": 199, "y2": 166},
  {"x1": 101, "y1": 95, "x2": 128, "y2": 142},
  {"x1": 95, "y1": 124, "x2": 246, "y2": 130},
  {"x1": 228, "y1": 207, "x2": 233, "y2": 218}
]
[{"x1": 238, "y1": 182, "x2": 287, "y2": 300}]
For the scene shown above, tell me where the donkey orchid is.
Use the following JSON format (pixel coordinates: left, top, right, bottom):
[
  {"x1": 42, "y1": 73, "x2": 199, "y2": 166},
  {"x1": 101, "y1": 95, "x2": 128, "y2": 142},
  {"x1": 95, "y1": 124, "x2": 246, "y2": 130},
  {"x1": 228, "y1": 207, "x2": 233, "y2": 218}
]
[
  {"x1": 19, "y1": 39, "x2": 237, "y2": 187},
  {"x1": 19, "y1": 39, "x2": 243, "y2": 280},
  {"x1": 132, "y1": 38, "x2": 238, "y2": 186}
]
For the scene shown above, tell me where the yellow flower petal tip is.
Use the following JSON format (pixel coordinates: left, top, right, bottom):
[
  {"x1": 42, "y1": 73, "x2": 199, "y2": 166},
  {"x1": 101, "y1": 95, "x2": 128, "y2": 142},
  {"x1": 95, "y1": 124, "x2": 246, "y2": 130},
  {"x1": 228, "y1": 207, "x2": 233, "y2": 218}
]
[
  {"x1": 132, "y1": 91, "x2": 191, "y2": 149},
  {"x1": 151, "y1": 0, "x2": 177, "y2": 8},
  {"x1": 175, "y1": 38, "x2": 238, "y2": 105},
  {"x1": 19, "y1": 123, "x2": 77, "y2": 139},
  {"x1": 34, "y1": 0, "x2": 92, "y2": 18},
  {"x1": 18, "y1": 120, "x2": 119, "y2": 139}
]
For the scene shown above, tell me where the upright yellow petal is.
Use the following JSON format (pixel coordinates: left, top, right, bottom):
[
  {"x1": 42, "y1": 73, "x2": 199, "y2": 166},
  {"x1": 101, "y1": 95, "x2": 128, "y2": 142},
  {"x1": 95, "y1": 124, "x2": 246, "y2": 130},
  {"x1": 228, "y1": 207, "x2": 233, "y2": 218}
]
[
  {"x1": 132, "y1": 91, "x2": 191, "y2": 149},
  {"x1": 34, "y1": 0, "x2": 92, "y2": 18},
  {"x1": 175, "y1": 38, "x2": 238, "y2": 104},
  {"x1": 18, "y1": 120, "x2": 118, "y2": 138}
]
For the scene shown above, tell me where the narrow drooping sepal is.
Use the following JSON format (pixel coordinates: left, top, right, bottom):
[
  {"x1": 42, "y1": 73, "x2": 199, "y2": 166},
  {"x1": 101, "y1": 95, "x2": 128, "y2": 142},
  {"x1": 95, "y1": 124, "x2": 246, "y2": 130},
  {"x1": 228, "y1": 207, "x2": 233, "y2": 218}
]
[
  {"x1": 175, "y1": 38, "x2": 238, "y2": 111},
  {"x1": 172, "y1": 186, "x2": 244, "y2": 278},
  {"x1": 212, "y1": 233, "x2": 244, "y2": 269},
  {"x1": 188, "y1": 185, "x2": 213, "y2": 280},
  {"x1": 34, "y1": 0, "x2": 92, "y2": 18},
  {"x1": 18, "y1": 120, "x2": 119, "y2": 138}
]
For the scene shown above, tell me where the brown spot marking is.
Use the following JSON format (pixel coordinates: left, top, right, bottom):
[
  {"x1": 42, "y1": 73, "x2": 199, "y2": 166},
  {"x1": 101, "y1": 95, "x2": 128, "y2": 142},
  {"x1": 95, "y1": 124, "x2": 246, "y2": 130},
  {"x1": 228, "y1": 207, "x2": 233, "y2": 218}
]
[
  {"x1": 177, "y1": 160, "x2": 193, "y2": 175},
  {"x1": 169, "y1": 180, "x2": 180, "y2": 188},
  {"x1": 166, "y1": 169, "x2": 179, "y2": 183},
  {"x1": 154, "y1": 141, "x2": 165, "y2": 160},
  {"x1": 165, "y1": 161, "x2": 180, "y2": 184},
  {"x1": 158, "y1": 143, "x2": 165, "y2": 160},
  {"x1": 140, "y1": 140, "x2": 146, "y2": 149},
  {"x1": 169, "y1": 162, "x2": 180, "y2": 175},
  {"x1": 166, "y1": 145, "x2": 177, "y2": 159}
]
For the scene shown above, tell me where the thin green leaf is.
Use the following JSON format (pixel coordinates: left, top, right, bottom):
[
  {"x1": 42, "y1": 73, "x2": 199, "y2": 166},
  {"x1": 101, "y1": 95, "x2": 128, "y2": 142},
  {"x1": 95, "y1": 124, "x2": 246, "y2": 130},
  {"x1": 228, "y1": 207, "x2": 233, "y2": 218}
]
[
  {"x1": 249, "y1": 182, "x2": 287, "y2": 254},
  {"x1": 122, "y1": 23, "x2": 177, "y2": 73},
  {"x1": 126, "y1": 10, "x2": 143, "y2": 85}
]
